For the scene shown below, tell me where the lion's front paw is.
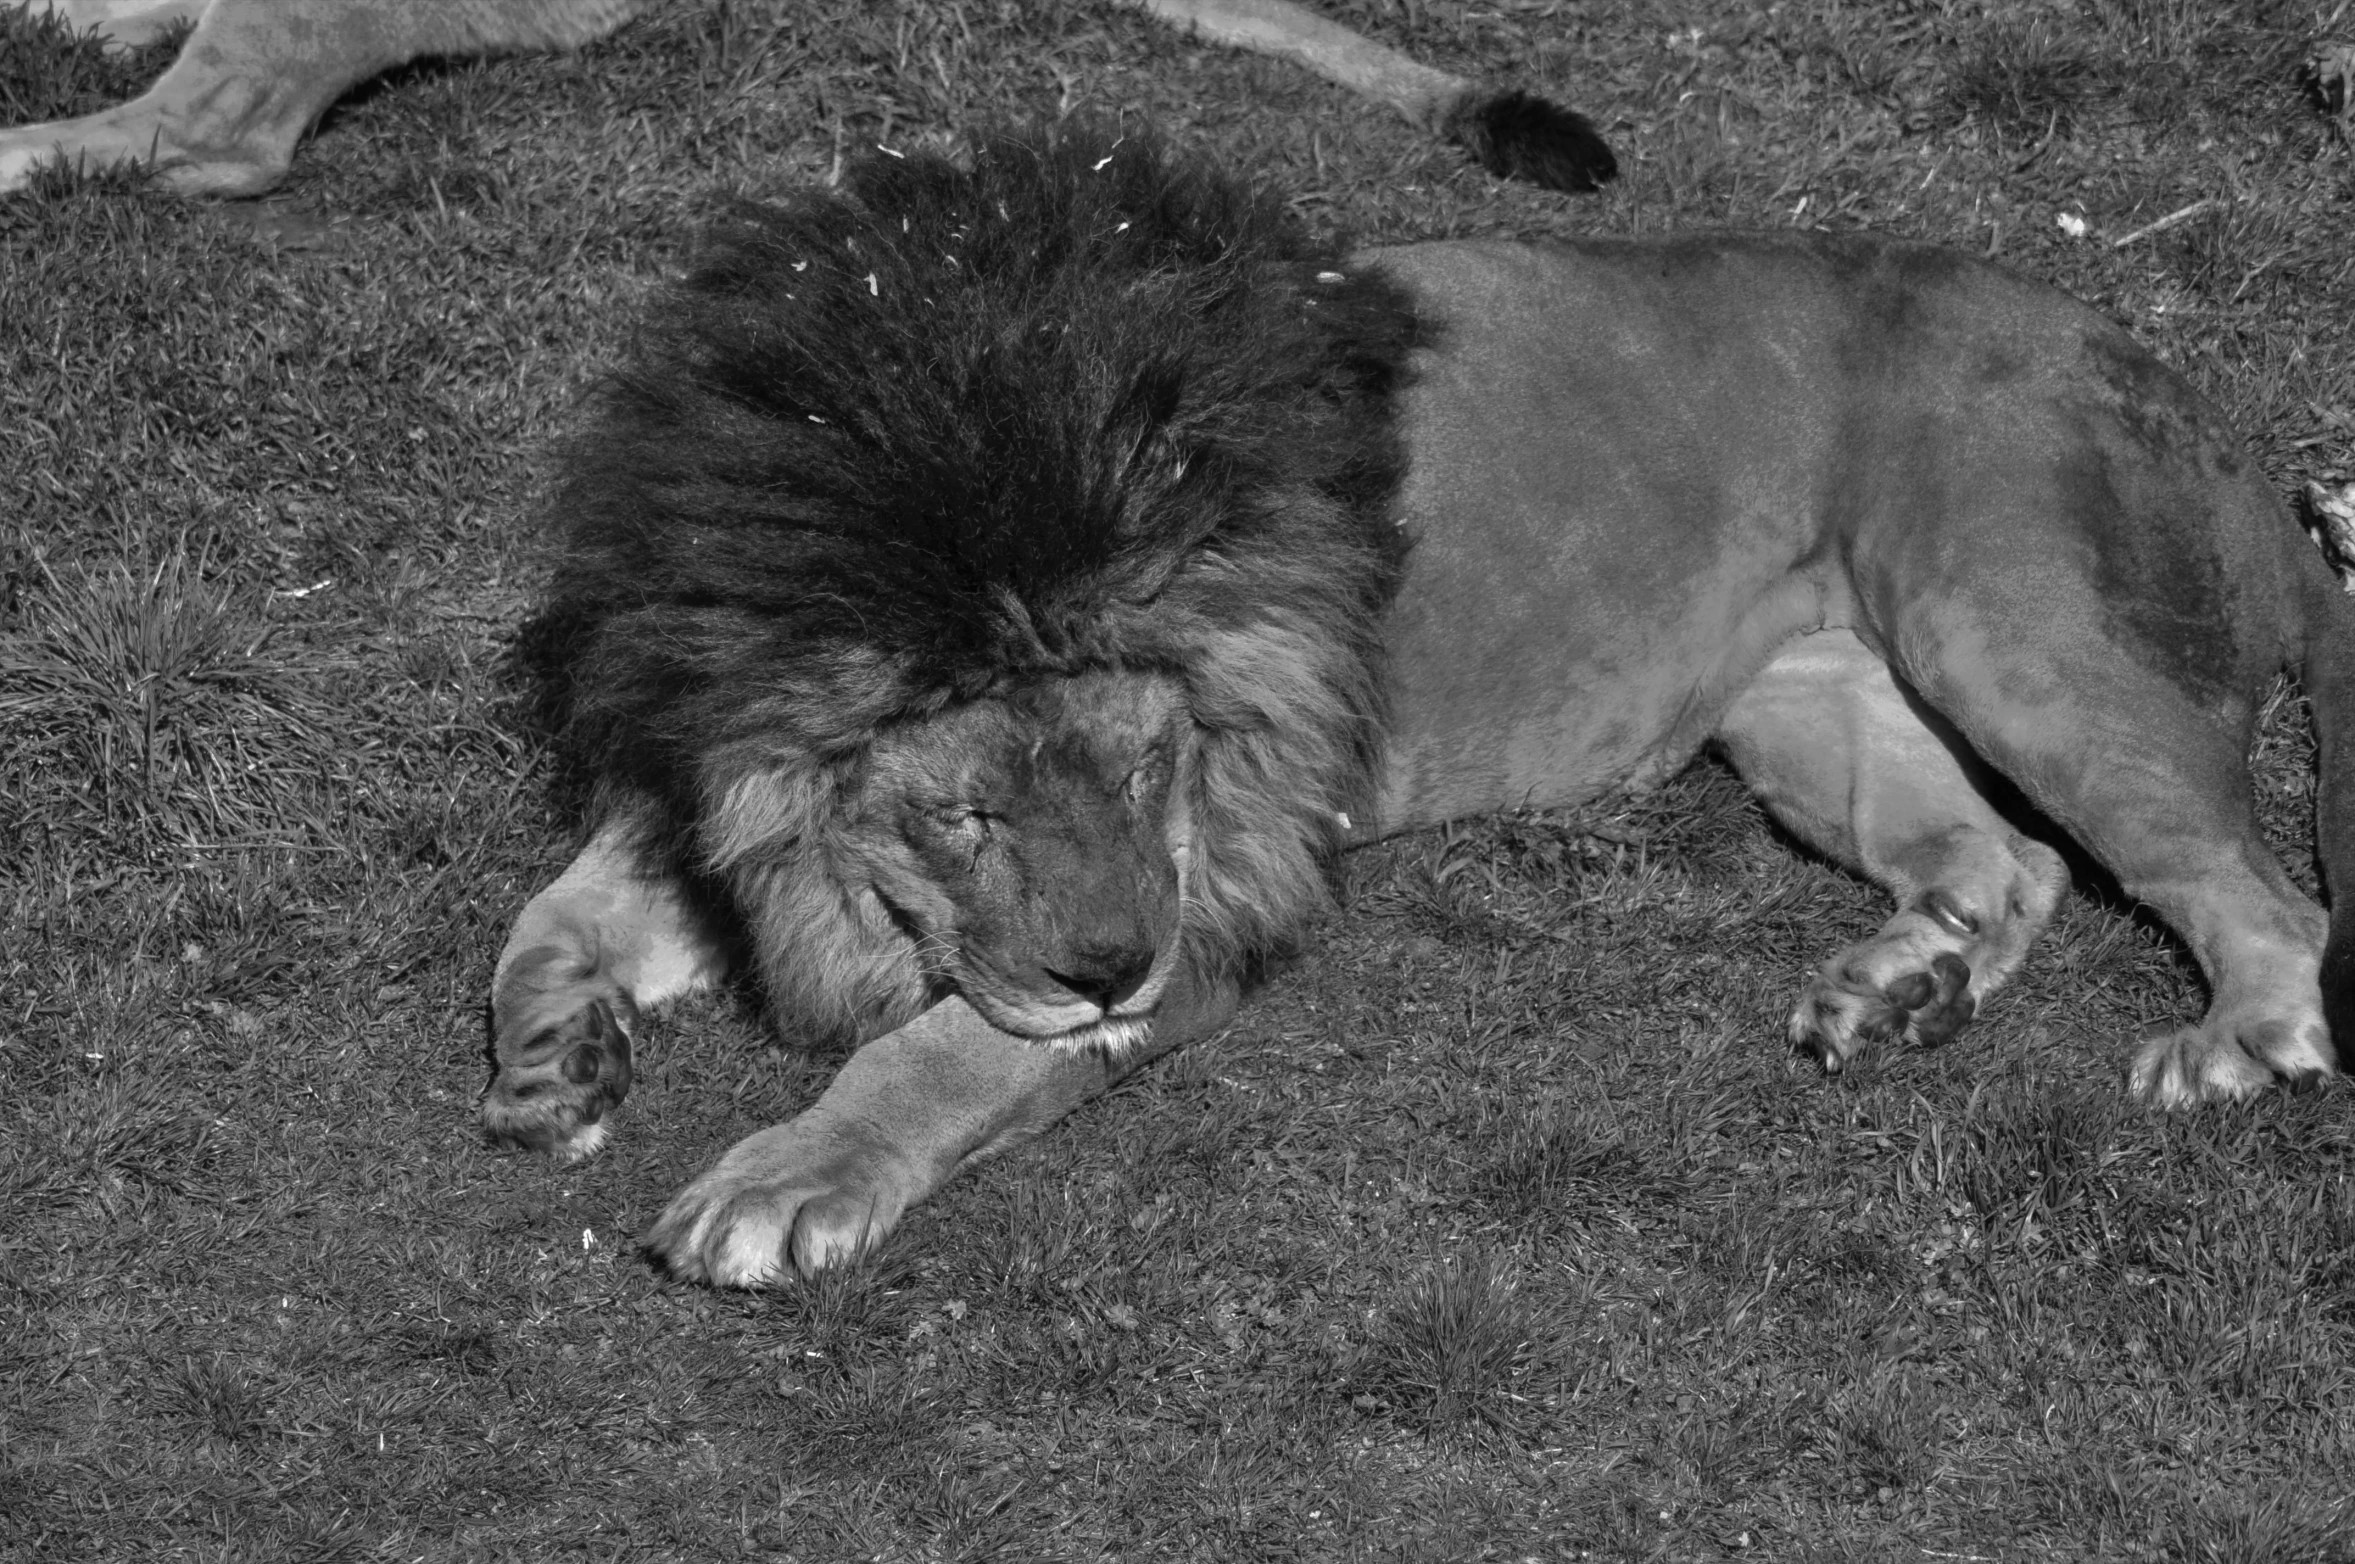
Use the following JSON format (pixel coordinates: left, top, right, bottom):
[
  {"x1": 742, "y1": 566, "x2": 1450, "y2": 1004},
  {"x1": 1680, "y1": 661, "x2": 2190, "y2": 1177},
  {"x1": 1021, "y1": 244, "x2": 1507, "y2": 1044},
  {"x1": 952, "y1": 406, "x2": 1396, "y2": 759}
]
[
  {"x1": 644, "y1": 1118, "x2": 921, "y2": 1286},
  {"x1": 480, "y1": 996, "x2": 635, "y2": 1162},
  {"x1": 1790, "y1": 918, "x2": 1975, "y2": 1072},
  {"x1": 2129, "y1": 1016, "x2": 2334, "y2": 1107}
]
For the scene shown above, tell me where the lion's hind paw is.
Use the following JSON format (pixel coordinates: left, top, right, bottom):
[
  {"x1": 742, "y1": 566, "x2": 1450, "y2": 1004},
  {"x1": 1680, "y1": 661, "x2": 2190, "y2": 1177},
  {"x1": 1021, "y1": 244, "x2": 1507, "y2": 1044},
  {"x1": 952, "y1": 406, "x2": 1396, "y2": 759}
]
[
  {"x1": 1791, "y1": 942, "x2": 1976, "y2": 1072},
  {"x1": 2129, "y1": 1017, "x2": 2335, "y2": 1108}
]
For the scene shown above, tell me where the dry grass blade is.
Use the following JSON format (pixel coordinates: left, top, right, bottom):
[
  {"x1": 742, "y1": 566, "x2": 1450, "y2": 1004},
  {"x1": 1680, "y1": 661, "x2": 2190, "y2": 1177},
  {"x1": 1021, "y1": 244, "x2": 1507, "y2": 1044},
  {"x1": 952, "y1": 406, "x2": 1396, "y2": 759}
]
[{"x1": 1365, "y1": 1249, "x2": 1552, "y2": 1440}]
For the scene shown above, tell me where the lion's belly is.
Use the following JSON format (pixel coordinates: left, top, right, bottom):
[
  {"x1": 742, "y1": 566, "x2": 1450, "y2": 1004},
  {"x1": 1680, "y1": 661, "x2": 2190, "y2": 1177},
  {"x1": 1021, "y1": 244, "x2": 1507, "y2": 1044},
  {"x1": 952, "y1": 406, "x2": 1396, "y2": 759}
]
[
  {"x1": 1373, "y1": 506, "x2": 1831, "y2": 828},
  {"x1": 1364, "y1": 239, "x2": 1853, "y2": 833},
  {"x1": 1375, "y1": 555, "x2": 1827, "y2": 830}
]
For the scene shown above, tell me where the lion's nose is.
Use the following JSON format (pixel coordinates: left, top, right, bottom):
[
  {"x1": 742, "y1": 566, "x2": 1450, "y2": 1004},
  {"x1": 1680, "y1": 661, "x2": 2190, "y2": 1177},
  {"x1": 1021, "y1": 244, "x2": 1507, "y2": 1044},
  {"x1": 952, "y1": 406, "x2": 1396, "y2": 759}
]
[{"x1": 1045, "y1": 953, "x2": 1155, "y2": 1011}]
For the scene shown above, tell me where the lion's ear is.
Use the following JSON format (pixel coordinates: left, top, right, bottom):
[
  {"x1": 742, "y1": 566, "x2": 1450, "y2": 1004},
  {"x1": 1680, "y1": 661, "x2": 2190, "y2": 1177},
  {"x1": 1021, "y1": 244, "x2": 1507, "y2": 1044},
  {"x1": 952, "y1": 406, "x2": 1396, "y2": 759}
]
[{"x1": 703, "y1": 764, "x2": 838, "y2": 868}]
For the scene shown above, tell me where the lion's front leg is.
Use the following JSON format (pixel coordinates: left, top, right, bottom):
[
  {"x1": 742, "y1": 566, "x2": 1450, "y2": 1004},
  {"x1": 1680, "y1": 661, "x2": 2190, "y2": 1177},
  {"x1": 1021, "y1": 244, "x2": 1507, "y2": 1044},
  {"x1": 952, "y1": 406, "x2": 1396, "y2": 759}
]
[
  {"x1": 1717, "y1": 630, "x2": 2066, "y2": 1069},
  {"x1": 647, "y1": 975, "x2": 1236, "y2": 1285},
  {"x1": 643, "y1": 999, "x2": 1111, "y2": 1285},
  {"x1": 482, "y1": 818, "x2": 728, "y2": 1161}
]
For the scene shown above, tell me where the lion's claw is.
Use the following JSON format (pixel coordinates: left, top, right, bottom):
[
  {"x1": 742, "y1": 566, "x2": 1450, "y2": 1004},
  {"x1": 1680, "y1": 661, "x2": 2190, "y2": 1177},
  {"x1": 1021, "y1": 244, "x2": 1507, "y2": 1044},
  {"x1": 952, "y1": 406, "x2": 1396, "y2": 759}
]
[
  {"x1": 2129, "y1": 1014, "x2": 2334, "y2": 1107},
  {"x1": 642, "y1": 1119, "x2": 917, "y2": 1286},
  {"x1": 646, "y1": 1188, "x2": 798, "y2": 1288},
  {"x1": 1792, "y1": 933, "x2": 1978, "y2": 1070}
]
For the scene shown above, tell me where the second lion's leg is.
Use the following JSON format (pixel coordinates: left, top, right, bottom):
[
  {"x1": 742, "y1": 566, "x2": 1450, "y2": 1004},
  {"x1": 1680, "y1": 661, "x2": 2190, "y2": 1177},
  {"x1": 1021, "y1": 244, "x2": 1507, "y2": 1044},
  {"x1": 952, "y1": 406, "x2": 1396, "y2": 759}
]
[
  {"x1": 1717, "y1": 629, "x2": 2066, "y2": 1070},
  {"x1": 13, "y1": 0, "x2": 212, "y2": 48},
  {"x1": 1, "y1": 0, "x2": 649, "y2": 196},
  {"x1": 481, "y1": 817, "x2": 728, "y2": 1161}
]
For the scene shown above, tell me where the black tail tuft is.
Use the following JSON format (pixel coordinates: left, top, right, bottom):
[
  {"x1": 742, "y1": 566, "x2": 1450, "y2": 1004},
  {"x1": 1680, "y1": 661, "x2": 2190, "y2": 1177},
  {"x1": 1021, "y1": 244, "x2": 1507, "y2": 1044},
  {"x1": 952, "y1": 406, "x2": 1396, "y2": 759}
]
[
  {"x1": 1444, "y1": 89, "x2": 1617, "y2": 192},
  {"x1": 2324, "y1": 930, "x2": 2355, "y2": 1072},
  {"x1": 2302, "y1": 562, "x2": 2355, "y2": 1072},
  {"x1": 2319, "y1": 665, "x2": 2355, "y2": 1072}
]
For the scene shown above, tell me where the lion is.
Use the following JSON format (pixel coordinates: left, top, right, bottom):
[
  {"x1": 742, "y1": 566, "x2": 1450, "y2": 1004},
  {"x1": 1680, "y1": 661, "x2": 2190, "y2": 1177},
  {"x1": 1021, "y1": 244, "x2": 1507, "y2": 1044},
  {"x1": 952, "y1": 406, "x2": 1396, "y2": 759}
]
[
  {"x1": 0, "y1": 0, "x2": 1613, "y2": 196},
  {"x1": 481, "y1": 125, "x2": 2355, "y2": 1287}
]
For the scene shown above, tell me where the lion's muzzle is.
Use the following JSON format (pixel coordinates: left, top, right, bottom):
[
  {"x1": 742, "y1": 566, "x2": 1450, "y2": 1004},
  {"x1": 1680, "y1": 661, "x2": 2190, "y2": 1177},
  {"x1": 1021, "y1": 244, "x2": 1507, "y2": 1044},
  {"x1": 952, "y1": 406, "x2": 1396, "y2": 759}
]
[
  {"x1": 959, "y1": 913, "x2": 1179, "y2": 1033},
  {"x1": 1039, "y1": 942, "x2": 1158, "y2": 1012}
]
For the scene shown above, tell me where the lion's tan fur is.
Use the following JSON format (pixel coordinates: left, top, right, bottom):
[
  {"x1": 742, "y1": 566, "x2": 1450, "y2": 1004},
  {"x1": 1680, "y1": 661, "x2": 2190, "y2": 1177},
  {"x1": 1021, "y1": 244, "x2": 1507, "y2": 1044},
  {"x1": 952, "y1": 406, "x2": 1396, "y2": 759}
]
[{"x1": 479, "y1": 157, "x2": 2355, "y2": 1291}]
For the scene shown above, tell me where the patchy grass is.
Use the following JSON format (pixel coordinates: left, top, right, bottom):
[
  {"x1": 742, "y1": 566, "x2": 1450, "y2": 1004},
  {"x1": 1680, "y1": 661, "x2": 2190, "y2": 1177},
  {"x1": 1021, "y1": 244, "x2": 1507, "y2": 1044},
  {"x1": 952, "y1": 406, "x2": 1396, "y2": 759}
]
[{"x1": 5, "y1": 0, "x2": 2355, "y2": 1558}]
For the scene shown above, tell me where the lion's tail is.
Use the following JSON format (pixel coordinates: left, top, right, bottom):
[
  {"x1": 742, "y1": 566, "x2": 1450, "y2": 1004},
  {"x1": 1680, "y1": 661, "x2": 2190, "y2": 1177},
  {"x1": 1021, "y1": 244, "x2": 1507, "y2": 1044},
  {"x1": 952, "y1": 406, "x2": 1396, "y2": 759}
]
[{"x1": 2302, "y1": 562, "x2": 2355, "y2": 1066}]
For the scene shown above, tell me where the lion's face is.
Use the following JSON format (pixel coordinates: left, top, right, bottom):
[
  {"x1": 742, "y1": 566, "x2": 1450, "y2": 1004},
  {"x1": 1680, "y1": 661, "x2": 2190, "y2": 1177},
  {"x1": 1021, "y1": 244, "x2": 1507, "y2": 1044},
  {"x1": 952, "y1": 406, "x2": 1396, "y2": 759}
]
[{"x1": 849, "y1": 671, "x2": 1193, "y2": 1043}]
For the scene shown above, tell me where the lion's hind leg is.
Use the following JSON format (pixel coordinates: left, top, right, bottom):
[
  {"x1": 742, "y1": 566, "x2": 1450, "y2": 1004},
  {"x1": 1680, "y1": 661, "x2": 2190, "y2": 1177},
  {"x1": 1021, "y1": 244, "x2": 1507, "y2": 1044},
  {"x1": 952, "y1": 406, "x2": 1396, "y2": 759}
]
[
  {"x1": 482, "y1": 818, "x2": 727, "y2": 1161},
  {"x1": 1, "y1": 0, "x2": 648, "y2": 195},
  {"x1": 1892, "y1": 592, "x2": 2336, "y2": 1106},
  {"x1": 1717, "y1": 630, "x2": 2067, "y2": 1072}
]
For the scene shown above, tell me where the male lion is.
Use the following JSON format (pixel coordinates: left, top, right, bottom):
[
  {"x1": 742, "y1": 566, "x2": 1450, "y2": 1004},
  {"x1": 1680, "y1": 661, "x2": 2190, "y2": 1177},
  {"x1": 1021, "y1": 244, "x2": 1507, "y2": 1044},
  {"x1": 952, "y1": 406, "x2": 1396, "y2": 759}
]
[
  {"x1": 0, "y1": 0, "x2": 1613, "y2": 196},
  {"x1": 484, "y1": 127, "x2": 2354, "y2": 1287}
]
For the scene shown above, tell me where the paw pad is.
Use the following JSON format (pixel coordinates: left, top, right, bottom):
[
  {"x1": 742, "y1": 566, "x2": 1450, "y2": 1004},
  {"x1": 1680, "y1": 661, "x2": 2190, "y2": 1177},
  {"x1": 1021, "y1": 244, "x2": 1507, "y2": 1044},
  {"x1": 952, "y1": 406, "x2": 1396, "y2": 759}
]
[
  {"x1": 1899, "y1": 951, "x2": 1975, "y2": 1045},
  {"x1": 481, "y1": 996, "x2": 636, "y2": 1156}
]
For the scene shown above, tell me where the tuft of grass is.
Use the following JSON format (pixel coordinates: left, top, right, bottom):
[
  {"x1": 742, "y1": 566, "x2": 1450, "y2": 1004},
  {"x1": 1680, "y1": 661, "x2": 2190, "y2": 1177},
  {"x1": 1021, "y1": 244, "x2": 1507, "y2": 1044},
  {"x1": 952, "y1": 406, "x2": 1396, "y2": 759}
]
[
  {"x1": 1819, "y1": 1364, "x2": 1948, "y2": 1503},
  {"x1": 160, "y1": 1353, "x2": 279, "y2": 1444},
  {"x1": 0, "y1": 1073, "x2": 215, "y2": 1239},
  {"x1": 1364, "y1": 1249, "x2": 1551, "y2": 1439},
  {"x1": 0, "y1": 7, "x2": 187, "y2": 126},
  {"x1": 0, "y1": 543, "x2": 344, "y2": 853},
  {"x1": 2153, "y1": 1490, "x2": 2355, "y2": 1564},
  {"x1": 1470, "y1": 1095, "x2": 1691, "y2": 1227},
  {"x1": 1947, "y1": 1077, "x2": 2121, "y2": 1224},
  {"x1": 1941, "y1": 15, "x2": 2100, "y2": 135}
]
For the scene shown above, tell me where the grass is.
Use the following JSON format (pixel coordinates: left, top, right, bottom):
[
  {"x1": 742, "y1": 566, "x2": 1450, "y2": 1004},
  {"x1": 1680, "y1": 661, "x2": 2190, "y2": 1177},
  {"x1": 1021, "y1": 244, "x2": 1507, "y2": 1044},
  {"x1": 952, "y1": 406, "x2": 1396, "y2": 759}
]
[{"x1": 4, "y1": 0, "x2": 2355, "y2": 1557}]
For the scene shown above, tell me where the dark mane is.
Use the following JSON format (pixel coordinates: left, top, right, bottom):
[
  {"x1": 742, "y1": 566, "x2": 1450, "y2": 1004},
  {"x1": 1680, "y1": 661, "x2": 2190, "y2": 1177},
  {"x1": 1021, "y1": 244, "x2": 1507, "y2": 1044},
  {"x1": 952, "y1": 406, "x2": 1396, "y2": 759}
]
[{"x1": 534, "y1": 124, "x2": 1424, "y2": 1041}]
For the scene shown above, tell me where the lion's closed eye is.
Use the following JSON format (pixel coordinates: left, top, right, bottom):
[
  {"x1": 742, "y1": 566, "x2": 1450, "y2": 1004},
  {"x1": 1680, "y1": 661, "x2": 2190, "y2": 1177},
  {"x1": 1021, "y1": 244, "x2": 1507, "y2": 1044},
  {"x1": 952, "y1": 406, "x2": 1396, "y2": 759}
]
[
  {"x1": 1121, "y1": 742, "x2": 1176, "y2": 804},
  {"x1": 933, "y1": 806, "x2": 995, "y2": 865}
]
